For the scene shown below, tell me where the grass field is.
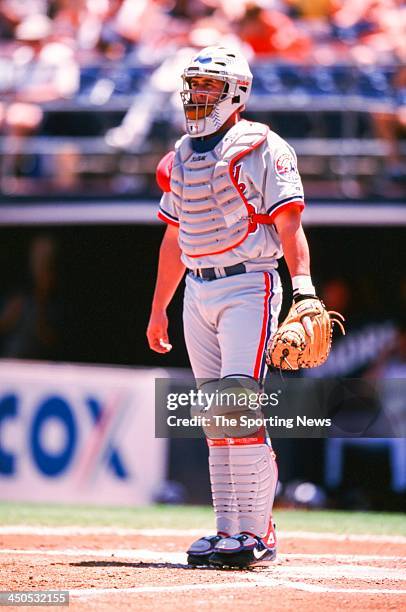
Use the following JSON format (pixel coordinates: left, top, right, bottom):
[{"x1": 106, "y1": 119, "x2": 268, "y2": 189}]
[{"x1": 0, "y1": 501, "x2": 405, "y2": 535}]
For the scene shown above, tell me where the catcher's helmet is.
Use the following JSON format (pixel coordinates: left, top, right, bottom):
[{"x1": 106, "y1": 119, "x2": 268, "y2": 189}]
[{"x1": 180, "y1": 46, "x2": 253, "y2": 137}]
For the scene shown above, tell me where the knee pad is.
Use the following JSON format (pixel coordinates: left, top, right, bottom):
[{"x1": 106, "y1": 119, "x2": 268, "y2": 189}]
[{"x1": 191, "y1": 376, "x2": 265, "y2": 439}]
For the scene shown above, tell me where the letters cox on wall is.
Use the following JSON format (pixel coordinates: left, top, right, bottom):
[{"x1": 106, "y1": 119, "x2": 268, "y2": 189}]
[{"x1": 0, "y1": 393, "x2": 128, "y2": 478}]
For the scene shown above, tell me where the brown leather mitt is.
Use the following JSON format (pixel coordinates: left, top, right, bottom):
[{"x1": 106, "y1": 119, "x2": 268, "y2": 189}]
[{"x1": 266, "y1": 296, "x2": 345, "y2": 370}]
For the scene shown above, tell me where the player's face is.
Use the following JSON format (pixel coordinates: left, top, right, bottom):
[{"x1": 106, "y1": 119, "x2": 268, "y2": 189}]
[{"x1": 184, "y1": 77, "x2": 225, "y2": 120}]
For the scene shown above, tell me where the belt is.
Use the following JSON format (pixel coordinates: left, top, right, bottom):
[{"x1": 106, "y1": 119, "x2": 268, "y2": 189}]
[{"x1": 189, "y1": 263, "x2": 246, "y2": 281}]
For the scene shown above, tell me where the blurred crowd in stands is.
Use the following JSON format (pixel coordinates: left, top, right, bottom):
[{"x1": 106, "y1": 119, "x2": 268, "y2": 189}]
[
  {"x1": 0, "y1": 0, "x2": 405, "y2": 196},
  {"x1": 1, "y1": 0, "x2": 404, "y2": 65}
]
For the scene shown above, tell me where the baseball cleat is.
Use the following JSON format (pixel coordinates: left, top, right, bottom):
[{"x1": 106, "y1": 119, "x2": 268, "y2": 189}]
[
  {"x1": 186, "y1": 534, "x2": 227, "y2": 566},
  {"x1": 208, "y1": 532, "x2": 277, "y2": 569}
]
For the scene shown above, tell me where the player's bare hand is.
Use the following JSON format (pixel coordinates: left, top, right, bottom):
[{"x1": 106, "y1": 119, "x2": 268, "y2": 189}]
[
  {"x1": 147, "y1": 309, "x2": 172, "y2": 353},
  {"x1": 301, "y1": 315, "x2": 314, "y2": 339}
]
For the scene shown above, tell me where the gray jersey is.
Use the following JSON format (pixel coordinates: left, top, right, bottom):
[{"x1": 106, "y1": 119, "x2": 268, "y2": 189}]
[{"x1": 158, "y1": 123, "x2": 304, "y2": 271}]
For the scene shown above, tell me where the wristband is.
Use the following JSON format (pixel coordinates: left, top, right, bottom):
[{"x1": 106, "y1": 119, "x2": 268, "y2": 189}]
[{"x1": 292, "y1": 275, "x2": 316, "y2": 297}]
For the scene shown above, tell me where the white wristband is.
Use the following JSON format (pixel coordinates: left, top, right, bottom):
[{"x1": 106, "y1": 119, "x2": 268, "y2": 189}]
[{"x1": 292, "y1": 275, "x2": 316, "y2": 296}]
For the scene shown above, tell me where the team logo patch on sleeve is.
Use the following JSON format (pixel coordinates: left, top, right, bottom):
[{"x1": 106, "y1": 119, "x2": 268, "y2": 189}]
[{"x1": 275, "y1": 151, "x2": 300, "y2": 182}]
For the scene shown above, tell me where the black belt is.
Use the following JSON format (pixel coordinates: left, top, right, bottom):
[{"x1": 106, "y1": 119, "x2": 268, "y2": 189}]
[{"x1": 189, "y1": 263, "x2": 246, "y2": 281}]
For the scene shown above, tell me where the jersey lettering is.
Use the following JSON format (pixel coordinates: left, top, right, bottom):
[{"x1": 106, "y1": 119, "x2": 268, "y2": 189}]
[{"x1": 234, "y1": 163, "x2": 247, "y2": 195}]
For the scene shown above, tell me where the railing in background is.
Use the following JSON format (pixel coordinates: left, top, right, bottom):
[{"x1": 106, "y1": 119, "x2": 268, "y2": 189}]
[{"x1": 0, "y1": 62, "x2": 404, "y2": 200}]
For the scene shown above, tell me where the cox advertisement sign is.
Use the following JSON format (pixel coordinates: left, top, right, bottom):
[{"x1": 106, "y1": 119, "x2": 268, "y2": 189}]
[{"x1": 0, "y1": 361, "x2": 168, "y2": 505}]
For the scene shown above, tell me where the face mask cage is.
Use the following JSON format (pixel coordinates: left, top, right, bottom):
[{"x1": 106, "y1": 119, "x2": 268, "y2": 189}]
[{"x1": 180, "y1": 77, "x2": 231, "y2": 120}]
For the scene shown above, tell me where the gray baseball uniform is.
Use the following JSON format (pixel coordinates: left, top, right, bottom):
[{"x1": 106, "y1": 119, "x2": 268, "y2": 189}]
[{"x1": 157, "y1": 118, "x2": 304, "y2": 541}]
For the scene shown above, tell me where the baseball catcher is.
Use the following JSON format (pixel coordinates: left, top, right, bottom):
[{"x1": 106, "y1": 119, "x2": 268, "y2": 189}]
[{"x1": 147, "y1": 45, "x2": 344, "y2": 569}]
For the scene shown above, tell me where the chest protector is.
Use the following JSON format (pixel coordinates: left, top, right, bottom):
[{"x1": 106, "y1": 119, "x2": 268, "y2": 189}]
[{"x1": 170, "y1": 120, "x2": 269, "y2": 258}]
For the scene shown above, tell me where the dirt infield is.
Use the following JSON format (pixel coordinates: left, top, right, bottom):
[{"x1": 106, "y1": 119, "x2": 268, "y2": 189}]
[{"x1": 1, "y1": 528, "x2": 405, "y2": 611}]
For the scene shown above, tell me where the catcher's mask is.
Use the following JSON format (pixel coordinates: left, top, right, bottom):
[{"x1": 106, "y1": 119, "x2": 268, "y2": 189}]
[
  {"x1": 180, "y1": 45, "x2": 252, "y2": 137},
  {"x1": 181, "y1": 76, "x2": 228, "y2": 123}
]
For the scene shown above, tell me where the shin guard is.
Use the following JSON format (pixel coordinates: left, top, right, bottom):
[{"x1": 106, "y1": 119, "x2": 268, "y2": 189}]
[
  {"x1": 209, "y1": 444, "x2": 239, "y2": 536},
  {"x1": 209, "y1": 438, "x2": 278, "y2": 538}
]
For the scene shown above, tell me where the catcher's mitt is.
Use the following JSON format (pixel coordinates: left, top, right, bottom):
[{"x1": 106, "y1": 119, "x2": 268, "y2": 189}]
[{"x1": 266, "y1": 296, "x2": 345, "y2": 370}]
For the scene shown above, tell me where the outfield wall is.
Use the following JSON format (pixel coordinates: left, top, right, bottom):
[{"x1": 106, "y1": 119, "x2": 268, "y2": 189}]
[{"x1": 0, "y1": 361, "x2": 168, "y2": 505}]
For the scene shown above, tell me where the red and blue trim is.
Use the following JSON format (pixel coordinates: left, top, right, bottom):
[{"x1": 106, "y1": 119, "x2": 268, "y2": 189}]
[
  {"x1": 253, "y1": 271, "x2": 274, "y2": 383},
  {"x1": 157, "y1": 207, "x2": 179, "y2": 227},
  {"x1": 266, "y1": 196, "x2": 305, "y2": 222}
]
